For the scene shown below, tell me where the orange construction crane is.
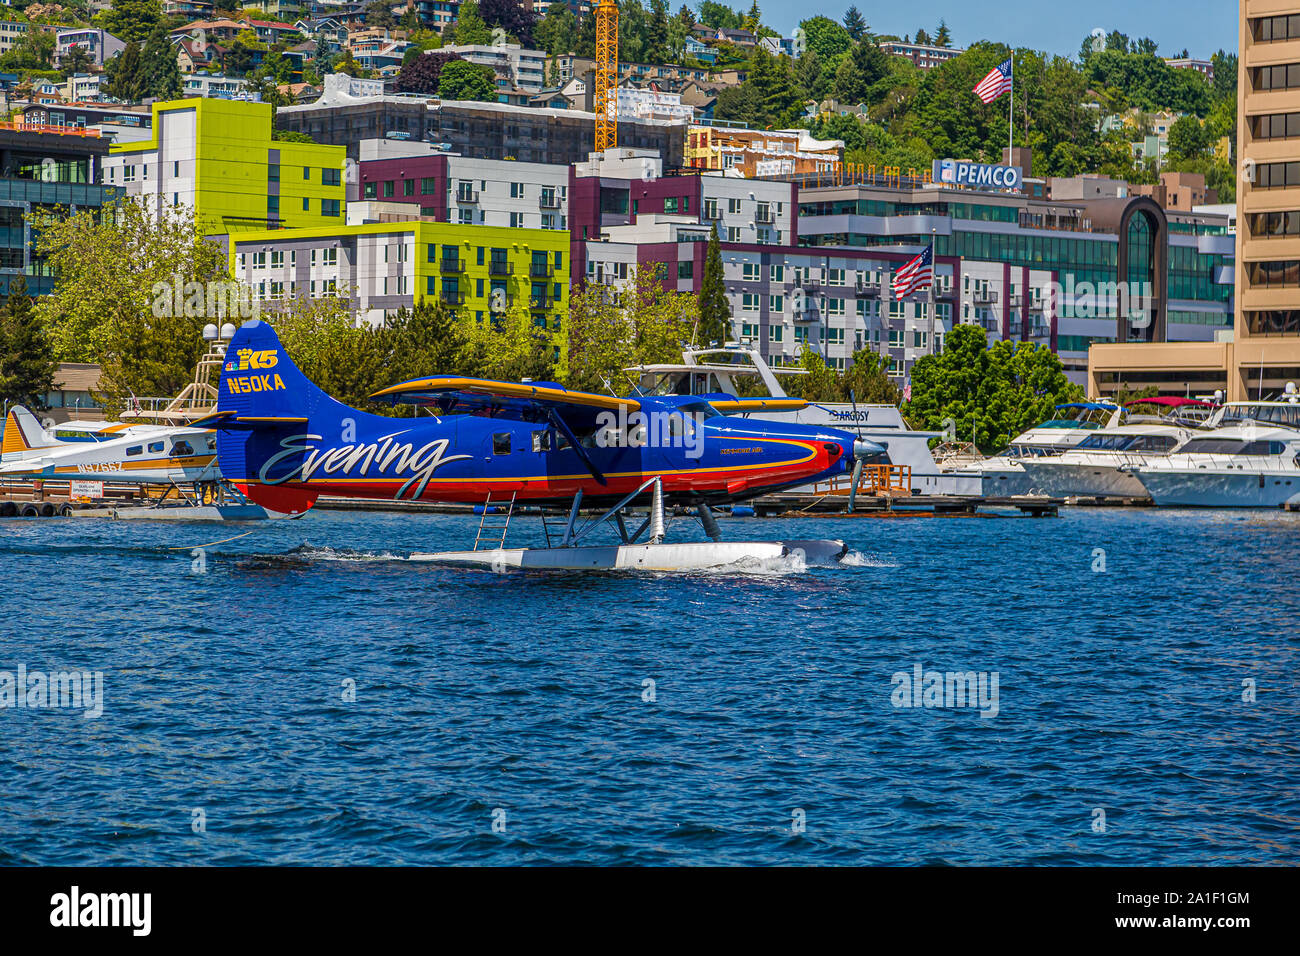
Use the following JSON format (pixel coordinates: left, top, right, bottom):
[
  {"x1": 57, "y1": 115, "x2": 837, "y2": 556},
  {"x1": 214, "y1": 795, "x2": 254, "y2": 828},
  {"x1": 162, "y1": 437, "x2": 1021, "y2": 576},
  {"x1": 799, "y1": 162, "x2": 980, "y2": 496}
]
[{"x1": 594, "y1": 0, "x2": 618, "y2": 152}]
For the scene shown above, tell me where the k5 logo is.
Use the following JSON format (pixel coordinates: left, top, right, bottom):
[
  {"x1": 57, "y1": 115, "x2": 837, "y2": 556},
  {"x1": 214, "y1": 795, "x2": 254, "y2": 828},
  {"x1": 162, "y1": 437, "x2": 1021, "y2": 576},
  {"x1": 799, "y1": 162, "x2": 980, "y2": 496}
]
[{"x1": 237, "y1": 348, "x2": 279, "y2": 370}]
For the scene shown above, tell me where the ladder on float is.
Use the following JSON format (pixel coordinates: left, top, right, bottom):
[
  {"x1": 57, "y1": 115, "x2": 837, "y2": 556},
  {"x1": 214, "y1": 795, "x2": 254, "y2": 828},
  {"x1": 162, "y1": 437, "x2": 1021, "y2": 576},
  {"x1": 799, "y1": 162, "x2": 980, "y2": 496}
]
[{"x1": 473, "y1": 491, "x2": 517, "y2": 551}]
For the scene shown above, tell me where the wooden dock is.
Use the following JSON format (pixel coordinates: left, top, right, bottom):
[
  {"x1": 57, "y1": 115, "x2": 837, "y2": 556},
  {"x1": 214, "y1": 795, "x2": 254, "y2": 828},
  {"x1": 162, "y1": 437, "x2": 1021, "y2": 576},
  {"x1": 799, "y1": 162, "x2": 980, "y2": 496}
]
[{"x1": 749, "y1": 492, "x2": 1061, "y2": 518}]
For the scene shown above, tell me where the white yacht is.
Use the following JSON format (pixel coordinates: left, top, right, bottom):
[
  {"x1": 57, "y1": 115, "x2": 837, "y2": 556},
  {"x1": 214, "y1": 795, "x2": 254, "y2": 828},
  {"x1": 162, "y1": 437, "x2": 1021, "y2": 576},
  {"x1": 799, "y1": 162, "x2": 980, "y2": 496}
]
[
  {"x1": 945, "y1": 403, "x2": 1124, "y2": 497},
  {"x1": 1016, "y1": 398, "x2": 1213, "y2": 500},
  {"x1": 1130, "y1": 397, "x2": 1300, "y2": 507},
  {"x1": 626, "y1": 347, "x2": 981, "y2": 495}
]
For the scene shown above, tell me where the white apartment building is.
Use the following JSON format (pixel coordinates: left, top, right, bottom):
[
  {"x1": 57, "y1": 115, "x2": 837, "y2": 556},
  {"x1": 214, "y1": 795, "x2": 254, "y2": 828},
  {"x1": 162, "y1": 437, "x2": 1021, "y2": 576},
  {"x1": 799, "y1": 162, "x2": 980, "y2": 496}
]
[{"x1": 440, "y1": 43, "x2": 547, "y2": 92}]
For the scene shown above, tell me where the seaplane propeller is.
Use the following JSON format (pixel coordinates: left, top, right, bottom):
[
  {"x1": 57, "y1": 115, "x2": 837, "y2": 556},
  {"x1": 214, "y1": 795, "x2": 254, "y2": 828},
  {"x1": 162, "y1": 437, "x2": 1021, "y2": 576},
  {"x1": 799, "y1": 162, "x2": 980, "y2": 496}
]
[{"x1": 846, "y1": 389, "x2": 875, "y2": 514}]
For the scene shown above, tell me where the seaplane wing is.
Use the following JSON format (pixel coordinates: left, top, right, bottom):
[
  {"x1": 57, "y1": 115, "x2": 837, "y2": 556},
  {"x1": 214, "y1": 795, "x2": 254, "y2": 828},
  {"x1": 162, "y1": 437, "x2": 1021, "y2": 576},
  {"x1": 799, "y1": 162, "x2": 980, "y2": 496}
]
[
  {"x1": 707, "y1": 398, "x2": 810, "y2": 414},
  {"x1": 370, "y1": 377, "x2": 640, "y2": 430}
]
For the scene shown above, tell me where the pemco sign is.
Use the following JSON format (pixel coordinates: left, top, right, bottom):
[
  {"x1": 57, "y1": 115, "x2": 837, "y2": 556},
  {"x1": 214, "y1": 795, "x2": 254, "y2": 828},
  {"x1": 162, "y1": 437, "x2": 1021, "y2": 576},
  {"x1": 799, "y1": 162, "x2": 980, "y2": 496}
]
[{"x1": 933, "y1": 159, "x2": 1023, "y2": 191}]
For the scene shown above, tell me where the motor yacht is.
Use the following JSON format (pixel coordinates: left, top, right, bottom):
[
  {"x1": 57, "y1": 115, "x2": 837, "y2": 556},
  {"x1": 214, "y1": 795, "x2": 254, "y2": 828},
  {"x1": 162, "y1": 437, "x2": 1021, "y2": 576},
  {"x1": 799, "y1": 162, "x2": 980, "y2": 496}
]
[
  {"x1": 1016, "y1": 398, "x2": 1213, "y2": 500},
  {"x1": 943, "y1": 403, "x2": 1124, "y2": 497},
  {"x1": 1130, "y1": 397, "x2": 1300, "y2": 507}
]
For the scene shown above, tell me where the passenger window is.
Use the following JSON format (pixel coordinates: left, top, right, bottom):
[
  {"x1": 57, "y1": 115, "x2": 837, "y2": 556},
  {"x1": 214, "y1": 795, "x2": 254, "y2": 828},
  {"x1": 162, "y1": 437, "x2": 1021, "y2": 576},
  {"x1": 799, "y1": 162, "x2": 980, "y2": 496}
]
[
  {"x1": 492, "y1": 433, "x2": 511, "y2": 455},
  {"x1": 531, "y1": 430, "x2": 552, "y2": 452},
  {"x1": 126, "y1": 445, "x2": 142, "y2": 456},
  {"x1": 173, "y1": 441, "x2": 193, "y2": 456},
  {"x1": 148, "y1": 441, "x2": 164, "y2": 453}
]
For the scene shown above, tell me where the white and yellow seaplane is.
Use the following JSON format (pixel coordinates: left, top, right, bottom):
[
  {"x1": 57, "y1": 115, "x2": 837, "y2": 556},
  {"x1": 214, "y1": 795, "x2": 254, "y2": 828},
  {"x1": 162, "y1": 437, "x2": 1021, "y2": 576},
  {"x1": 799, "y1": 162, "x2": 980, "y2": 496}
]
[{"x1": 0, "y1": 405, "x2": 267, "y2": 520}]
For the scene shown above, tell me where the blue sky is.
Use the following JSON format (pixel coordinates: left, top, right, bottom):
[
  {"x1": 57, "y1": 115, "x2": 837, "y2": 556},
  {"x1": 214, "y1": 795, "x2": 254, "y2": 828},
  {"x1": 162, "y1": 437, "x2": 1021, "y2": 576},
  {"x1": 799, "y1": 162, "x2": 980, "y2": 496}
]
[{"x1": 758, "y1": 1, "x2": 1238, "y2": 59}]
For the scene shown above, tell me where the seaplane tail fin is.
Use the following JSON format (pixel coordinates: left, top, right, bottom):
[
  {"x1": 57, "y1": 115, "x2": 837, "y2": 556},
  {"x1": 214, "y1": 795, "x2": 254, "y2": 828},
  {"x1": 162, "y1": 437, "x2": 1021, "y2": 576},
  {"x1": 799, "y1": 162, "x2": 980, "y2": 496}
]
[
  {"x1": 214, "y1": 319, "x2": 358, "y2": 516},
  {"x1": 1, "y1": 406, "x2": 50, "y2": 460}
]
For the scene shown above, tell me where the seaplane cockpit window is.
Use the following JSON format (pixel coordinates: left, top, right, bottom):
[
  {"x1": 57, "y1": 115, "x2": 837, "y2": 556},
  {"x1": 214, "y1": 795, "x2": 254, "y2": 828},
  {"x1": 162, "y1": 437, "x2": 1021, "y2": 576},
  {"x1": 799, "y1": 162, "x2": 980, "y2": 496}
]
[
  {"x1": 531, "y1": 430, "x2": 553, "y2": 453},
  {"x1": 173, "y1": 441, "x2": 194, "y2": 457},
  {"x1": 492, "y1": 433, "x2": 511, "y2": 456},
  {"x1": 148, "y1": 441, "x2": 165, "y2": 453},
  {"x1": 126, "y1": 445, "x2": 143, "y2": 457}
]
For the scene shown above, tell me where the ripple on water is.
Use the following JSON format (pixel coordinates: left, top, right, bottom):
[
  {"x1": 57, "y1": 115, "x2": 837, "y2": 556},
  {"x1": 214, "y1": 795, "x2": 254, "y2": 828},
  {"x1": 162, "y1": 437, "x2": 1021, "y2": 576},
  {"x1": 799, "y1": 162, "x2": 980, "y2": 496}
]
[{"x1": 1, "y1": 507, "x2": 1297, "y2": 864}]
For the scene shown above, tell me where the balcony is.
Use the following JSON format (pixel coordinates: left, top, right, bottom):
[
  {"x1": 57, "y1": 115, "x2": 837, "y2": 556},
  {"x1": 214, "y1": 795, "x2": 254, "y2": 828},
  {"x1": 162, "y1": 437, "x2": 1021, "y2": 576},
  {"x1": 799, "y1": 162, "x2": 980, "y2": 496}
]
[
  {"x1": 754, "y1": 207, "x2": 775, "y2": 223},
  {"x1": 539, "y1": 192, "x2": 561, "y2": 209},
  {"x1": 855, "y1": 281, "x2": 881, "y2": 297},
  {"x1": 797, "y1": 276, "x2": 822, "y2": 291},
  {"x1": 973, "y1": 289, "x2": 999, "y2": 306},
  {"x1": 440, "y1": 290, "x2": 465, "y2": 305},
  {"x1": 529, "y1": 261, "x2": 554, "y2": 278},
  {"x1": 455, "y1": 187, "x2": 479, "y2": 204},
  {"x1": 702, "y1": 205, "x2": 722, "y2": 220},
  {"x1": 488, "y1": 260, "x2": 513, "y2": 277},
  {"x1": 439, "y1": 258, "x2": 466, "y2": 273},
  {"x1": 529, "y1": 292, "x2": 551, "y2": 309}
]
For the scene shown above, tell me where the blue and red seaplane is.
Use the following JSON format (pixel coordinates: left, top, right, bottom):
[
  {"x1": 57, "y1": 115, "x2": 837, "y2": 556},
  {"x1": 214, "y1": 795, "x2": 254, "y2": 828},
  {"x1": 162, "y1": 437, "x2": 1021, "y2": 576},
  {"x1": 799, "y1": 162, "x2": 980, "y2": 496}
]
[{"x1": 213, "y1": 320, "x2": 882, "y2": 569}]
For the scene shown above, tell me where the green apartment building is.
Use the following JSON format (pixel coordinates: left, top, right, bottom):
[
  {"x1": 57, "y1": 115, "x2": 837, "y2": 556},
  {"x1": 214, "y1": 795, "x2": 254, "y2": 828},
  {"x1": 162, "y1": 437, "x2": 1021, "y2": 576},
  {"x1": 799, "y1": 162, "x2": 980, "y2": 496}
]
[
  {"x1": 102, "y1": 98, "x2": 346, "y2": 236},
  {"x1": 229, "y1": 221, "x2": 571, "y2": 356}
]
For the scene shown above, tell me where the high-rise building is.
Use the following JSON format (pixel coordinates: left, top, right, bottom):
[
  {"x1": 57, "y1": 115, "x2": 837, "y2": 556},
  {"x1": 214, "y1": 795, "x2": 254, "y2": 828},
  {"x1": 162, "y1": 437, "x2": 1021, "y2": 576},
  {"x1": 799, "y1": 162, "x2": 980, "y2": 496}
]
[
  {"x1": 1090, "y1": 3, "x2": 1300, "y2": 400},
  {"x1": 1235, "y1": 1, "x2": 1300, "y2": 397}
]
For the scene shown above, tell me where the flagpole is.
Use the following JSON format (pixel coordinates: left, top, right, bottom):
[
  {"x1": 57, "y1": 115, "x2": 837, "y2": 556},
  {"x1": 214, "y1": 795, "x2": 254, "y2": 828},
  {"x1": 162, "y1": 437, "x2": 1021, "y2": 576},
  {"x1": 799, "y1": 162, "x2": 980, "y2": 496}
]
[{"x1": 1008, "y1": 50, "x2": 1014, "y2": 157}]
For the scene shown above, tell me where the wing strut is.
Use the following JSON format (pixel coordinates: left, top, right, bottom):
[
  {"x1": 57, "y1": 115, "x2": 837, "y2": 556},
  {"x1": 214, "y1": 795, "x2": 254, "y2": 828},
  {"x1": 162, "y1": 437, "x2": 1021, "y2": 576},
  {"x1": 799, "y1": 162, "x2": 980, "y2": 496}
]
[{"x1": 547, "y1": 408, "x2": 607, "y2": 485}]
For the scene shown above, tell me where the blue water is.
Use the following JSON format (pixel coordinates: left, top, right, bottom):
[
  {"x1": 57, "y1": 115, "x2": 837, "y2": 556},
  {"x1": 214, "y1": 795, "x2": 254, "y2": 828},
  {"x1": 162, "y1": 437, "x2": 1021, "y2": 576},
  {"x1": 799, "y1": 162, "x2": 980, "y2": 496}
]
[{"x1": 1, "y1": 506, "x2": 1297, "y2": 865}]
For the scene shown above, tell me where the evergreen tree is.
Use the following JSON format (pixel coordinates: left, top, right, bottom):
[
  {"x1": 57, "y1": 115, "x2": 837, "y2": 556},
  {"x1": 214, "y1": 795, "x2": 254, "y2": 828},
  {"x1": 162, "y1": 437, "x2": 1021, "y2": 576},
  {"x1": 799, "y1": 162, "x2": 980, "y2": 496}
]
[
  {"x1": 105, "y1": 42, "x2": 147, "y2": 102},
  {"x1": 842, "y1": 5, "x2": 866, "y2": 40},
  {"x1": 102, "y1": 0, "x2": 161, "y2": 46},
  {"x1": 535, "y1": 3, "x2": 579, "y2": 57},
  {"x1": 448, "y1": 0, "x2": 494, "y2": 45},
  {"x1": 0, "y1": 277, "x2": 58, "y2": 411},
  {"x1": 744, "y1": 1, "x2": 760, "y2": 32},
  {"x1": 575, "y1": 11, "x2": 596, "y2": 58},
  {"x1": 140, "y1": 23, "x2": 182, "y2": 100},
  {"x1": 647, "y1": 0, "x2": 670, "y2": 62},
  {"x1": 934, "y1": 20, "x2": 952, "y2": 47},
  {"x1": 697, "y1": 224, "x2": 731, "y2": 347}
]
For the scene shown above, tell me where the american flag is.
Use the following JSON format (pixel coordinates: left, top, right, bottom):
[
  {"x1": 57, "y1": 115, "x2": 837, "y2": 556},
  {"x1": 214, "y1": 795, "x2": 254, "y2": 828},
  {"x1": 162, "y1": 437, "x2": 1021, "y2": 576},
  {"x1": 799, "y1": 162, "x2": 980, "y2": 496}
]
[
  {"x1": 974, "y1": 58, "x2": 1013, "y2": 104},
  {"x1": 892, "y1": 246, "x2": 933, "y2": 299}
]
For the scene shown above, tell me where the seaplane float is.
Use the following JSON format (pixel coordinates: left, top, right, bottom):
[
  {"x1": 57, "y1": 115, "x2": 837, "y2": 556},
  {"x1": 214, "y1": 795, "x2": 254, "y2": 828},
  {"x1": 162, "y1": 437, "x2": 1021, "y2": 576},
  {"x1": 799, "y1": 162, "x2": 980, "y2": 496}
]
[{"x1": 211, "y1": 320, "x2": 887, "y2": 571}]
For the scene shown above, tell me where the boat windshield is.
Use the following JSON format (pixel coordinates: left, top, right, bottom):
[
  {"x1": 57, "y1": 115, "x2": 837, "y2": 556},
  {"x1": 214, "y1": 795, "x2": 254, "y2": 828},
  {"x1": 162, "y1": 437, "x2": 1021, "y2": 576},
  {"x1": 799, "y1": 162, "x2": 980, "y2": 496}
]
[
  {"x1": 1036, "y1": 419, "x2": 1103, "y2": 430},
  {"x1": 1003, "y1": 444, "x2": 1060, "y2": 458},
  {"x1": 1076, "y1": 434, "x2": 1178, "y2": 452},
  {"x1": 1178, "y1": 438, "x2": 1290, "y2": 456},
  {"x1": 1216, "y1": 404, "x2": 1300, "y2": 428}
]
